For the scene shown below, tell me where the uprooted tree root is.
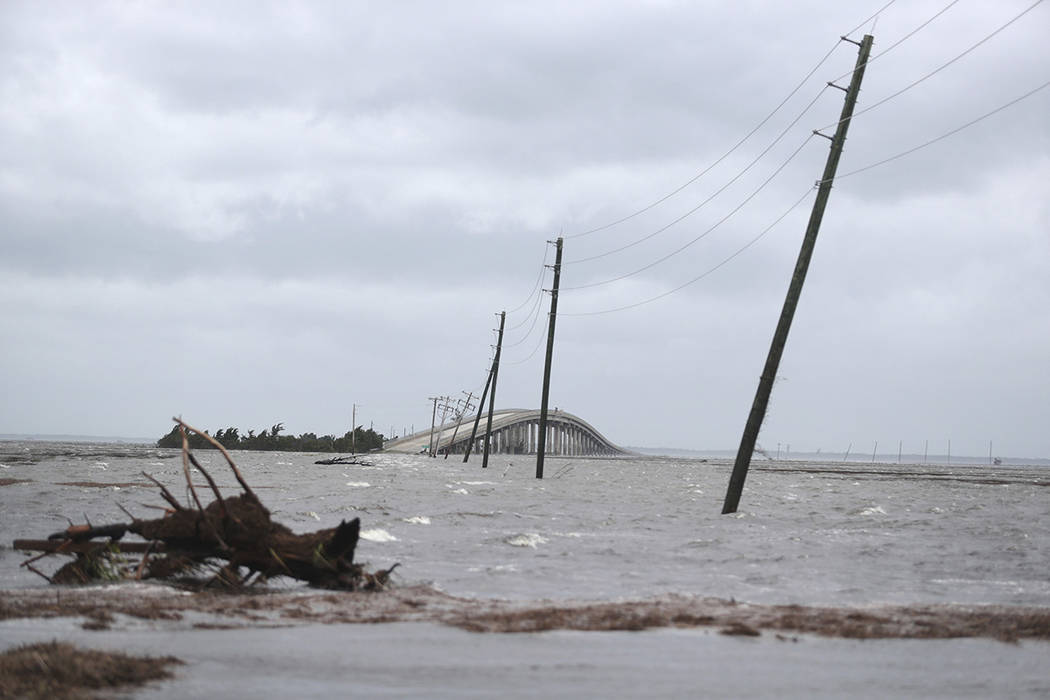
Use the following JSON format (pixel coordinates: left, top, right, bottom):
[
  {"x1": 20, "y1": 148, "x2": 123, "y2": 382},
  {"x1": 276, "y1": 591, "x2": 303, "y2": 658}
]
[
  {"x1": 13, "y1": 417, "x2": 397, "y2": 591},
  {"x1": 0, "y1": 640, "x2": 182, "y2": 700}
]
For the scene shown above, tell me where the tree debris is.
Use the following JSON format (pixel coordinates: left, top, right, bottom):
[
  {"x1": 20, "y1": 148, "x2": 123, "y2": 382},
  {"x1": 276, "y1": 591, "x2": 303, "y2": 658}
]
[
  {"x1": 314, "y1": 456, "x2": 375, "y2": 466},
  {"x1": 0, "y1": 641, "x2": 181, "y2": 700},
  {"x1": 13, "y1": 417, "x2": 398, "y2": 591}
]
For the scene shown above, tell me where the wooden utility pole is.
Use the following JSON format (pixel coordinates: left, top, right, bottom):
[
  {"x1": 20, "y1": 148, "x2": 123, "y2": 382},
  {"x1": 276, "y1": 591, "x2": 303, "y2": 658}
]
[
  {"x1": 427, "y1": 397, "x2": 439, "y2": 457},
  {"x1": 463, "y1": 367, "x2": 494, "y2": 462},
  {"x1": 444, "y1": 391, "x2": 475, "y2": 459},
  {"x1": 433, "y1": 396, "x2": 455, "y2": 457},
  {"x1": 536, "y1": 237, "x2": 564, "y2": 479},
  {"x1": 482, "y1": 312, "x2": 506, "y2": 469},
  {"x1": 722, "y1": 35, "x2": 874, "y2": 514},
  {"x1": 351, "y1": 403, "x2": 357, "y2": 455}
]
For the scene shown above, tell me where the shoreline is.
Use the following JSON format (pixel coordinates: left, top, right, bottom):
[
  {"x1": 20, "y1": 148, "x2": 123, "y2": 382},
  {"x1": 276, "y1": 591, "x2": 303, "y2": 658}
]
[{"x1": 3, "y1": 583, "x2": 1049, "y2": 642}]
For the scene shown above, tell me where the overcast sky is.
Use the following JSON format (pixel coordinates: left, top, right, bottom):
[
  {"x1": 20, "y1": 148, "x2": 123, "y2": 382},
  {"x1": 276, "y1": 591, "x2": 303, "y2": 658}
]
[{"x1": 2, "y1": 1, "x2": 1047, "y2": 458}]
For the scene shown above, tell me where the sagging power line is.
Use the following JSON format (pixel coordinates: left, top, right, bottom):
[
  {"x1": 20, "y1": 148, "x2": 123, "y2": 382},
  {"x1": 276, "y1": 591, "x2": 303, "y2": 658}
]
[
  {"x1": 561, "y1": 132, "x2": 817, "y2": 292},
  {"x1": 820, "y1": 0, "x2": 1045, "y2": 133}
]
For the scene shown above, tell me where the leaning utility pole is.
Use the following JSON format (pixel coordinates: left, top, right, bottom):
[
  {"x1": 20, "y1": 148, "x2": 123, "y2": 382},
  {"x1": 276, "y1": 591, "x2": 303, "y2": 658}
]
[
  {"x1": 427, "y1": 397, "x2": 440, "y2": 458},
  {"x1": 463, "y1": 367, "x2": 494, "y2": 462},
  {"x1": 722, "y1": 34, "x2": 874, "y2": 514},
  {"x1": 433, "y1": 396, "x2": 455, "y2": 457},
  {"x1": 351, "y1": 403, "x2": 357, "y2": 455},
  {"x1": 481, "y1": 312, "x2": 506, "y2": 469},
  {"x1": 536, "y1": 237, "x2": 564, "y2": 479},
  {"x1": 444, "y1": 391, "x2": 475, "y2": 459}
]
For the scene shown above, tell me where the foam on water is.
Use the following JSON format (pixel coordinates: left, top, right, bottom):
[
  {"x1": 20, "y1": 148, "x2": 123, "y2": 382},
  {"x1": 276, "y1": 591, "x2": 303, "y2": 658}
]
[
  {"x1": 504, "y1": 533, "x2": 548, "y2": 548},
  {"x1": 360, "y1": 528, "x2": 398, "y2": 542}
]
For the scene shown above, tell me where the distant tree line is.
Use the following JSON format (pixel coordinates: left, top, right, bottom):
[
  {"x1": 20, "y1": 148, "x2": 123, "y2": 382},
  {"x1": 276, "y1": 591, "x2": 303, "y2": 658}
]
[{"x1": 157, "y1": 422, "x2": 385, "y2": 453}]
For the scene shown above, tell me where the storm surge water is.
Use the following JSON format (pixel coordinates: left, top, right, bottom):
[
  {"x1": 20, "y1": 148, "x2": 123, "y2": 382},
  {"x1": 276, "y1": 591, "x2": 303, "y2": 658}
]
[{"x1": 2, "y1": 440, "x2": 1048, "y2": 607}]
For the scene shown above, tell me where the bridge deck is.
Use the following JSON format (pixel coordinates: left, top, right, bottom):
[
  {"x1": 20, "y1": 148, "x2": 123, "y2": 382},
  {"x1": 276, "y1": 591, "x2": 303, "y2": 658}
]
[{"x1": 383, "y1": 408, "x2": 628, "y2": 456}]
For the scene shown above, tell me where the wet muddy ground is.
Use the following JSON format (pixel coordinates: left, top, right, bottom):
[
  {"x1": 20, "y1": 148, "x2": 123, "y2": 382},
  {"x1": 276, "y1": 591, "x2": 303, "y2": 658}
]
[{"x1": 4, "y1": 583, "x2": 1049, "y2": 642}]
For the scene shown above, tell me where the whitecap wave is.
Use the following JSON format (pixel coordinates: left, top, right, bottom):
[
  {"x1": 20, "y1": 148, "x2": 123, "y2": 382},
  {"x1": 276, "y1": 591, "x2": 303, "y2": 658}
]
[
  {"x1": 403, "y1": 516, "x2": 431, "y2": 525},
  {"x1": 855, "y1": 505, "x2": 887, "y2": 516},
  {"x1": 360, "y1": 528, "x2": 398, "y2": 542},
  {"x1": 504, "y1": 533, "x2": 548, "y2": 548},
  {"x1": 345, "y1": 481, "x2": 370, "y2": 488}
]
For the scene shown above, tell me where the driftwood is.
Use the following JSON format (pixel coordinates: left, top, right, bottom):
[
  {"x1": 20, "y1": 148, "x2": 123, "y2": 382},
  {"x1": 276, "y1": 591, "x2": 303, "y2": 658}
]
[
  {"x1": 15, "y1": 417, "x2": 397, "y2": 591},
  {"x1": 314, "y1": 456, "x2": 374, "y2": 466}
]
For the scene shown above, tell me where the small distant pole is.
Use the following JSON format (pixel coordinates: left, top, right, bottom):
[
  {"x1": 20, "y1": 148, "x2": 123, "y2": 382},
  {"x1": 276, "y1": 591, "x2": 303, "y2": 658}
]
[
  {"x1": 351, "y1": 403, "x2": 357, "y2": 455},
  {"x1": 444, "y1": 391, "x2": 475, "y2": 459},
  {"x1": 988, "y1": 440, "x2": 993, "y2": 465},
  {"x1": 435, "y1": 396, "x2": 455, "y2": 457},
  {"x1": 721, "y1": 34, "x2": 874, "y2": 514},
  {"x1": 463, "y1": 367, "x2": 494, "y2": 462},
  {"x1": 871, "y1": 440, "x2": 878, "y2": 463},
  {"x1": 482, "y1": 312, "x2": 506, "y2": 469},
  {"x1": 897, "y1": 440, "x2": 902, "y2": 464},
  {"x1": 947, "y1": 439, "x2": 951, "y2": 465},
  {"x1": 536, "y1": 237, "x2": 564, "y2": 480},
  {"x1": 844, "y1": 442, "x2": 852, "y2": 462},
  {"x1": 924, "y1": 439, "x2": 928, "y2": 464},
  {"x1": 427, "y1": 397, "x2": 439, "y2": 457}
]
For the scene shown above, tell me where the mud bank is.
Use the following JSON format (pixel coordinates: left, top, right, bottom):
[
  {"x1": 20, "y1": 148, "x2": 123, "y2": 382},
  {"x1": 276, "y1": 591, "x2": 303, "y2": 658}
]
[{"x1": 3, "y1": 584, "x2": 1049, "y2": 642}]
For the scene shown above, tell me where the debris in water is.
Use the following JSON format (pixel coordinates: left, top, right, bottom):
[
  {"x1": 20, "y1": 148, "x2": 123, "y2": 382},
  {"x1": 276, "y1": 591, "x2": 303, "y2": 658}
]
[{"x1": 12, "y1": 417, "x2": 398, "y2": 591}]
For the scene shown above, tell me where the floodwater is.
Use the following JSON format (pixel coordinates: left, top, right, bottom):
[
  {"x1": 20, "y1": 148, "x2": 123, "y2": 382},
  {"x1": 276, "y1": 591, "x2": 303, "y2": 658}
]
[{"x1": 2, "y1": 440, "x2": 1049, "y2": 697}]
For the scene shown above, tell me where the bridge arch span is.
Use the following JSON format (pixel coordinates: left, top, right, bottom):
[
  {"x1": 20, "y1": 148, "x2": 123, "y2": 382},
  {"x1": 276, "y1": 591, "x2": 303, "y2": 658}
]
[{"x1": 383, "y1": 408, "x2": 630, "y2": 457}]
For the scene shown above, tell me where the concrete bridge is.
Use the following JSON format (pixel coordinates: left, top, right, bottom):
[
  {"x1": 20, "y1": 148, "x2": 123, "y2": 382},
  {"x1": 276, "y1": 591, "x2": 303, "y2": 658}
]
[{"x1": 383, "y1": 408, "x2": 629, "y2": 457}]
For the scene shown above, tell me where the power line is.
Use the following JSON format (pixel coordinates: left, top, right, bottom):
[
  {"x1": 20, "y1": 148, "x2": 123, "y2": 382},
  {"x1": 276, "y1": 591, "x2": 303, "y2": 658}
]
[
  {"x1": 564, "y1": 45, "x2": 842, "y2": 240},
  {"x1": 844, "y1": 0, "x2": 898, "y2": 38},
  {"x1": 562, "y1": 186, "x2": 816, "y2": 317},
  {"x1": 562, "y1": 133, "x2": 816, "y2": 291},
  {"x1": 821, "y1": 0, "x2": 1045, "y2": 132},
  {"x1": 505, "y1": 245, "x2": 550, "y2": 315},
  {"x1": 836, "y1": 0, "x2": 961, "y2": 78},
  {"x1": 504, "y1": 287, "x2": 547, "y2": 348},
  {"x1": 827, "y1": 78, "x2": 1050, "y2": 184},
  {"x1": 556, "y1": 79, "x2": 1050, "y2": 318},
  {"x1": 505, "y1": 319, "x2": 549, "y2": 366},
  {"x1": 506, "y1": 270, "x2": 547, "y2": 332},
  {"x1": 565, "y1": 85, "x2": 830, "y2": 265},
  {"x1": 563, "y1": 0, "x2": 900, "y2": 242}
]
